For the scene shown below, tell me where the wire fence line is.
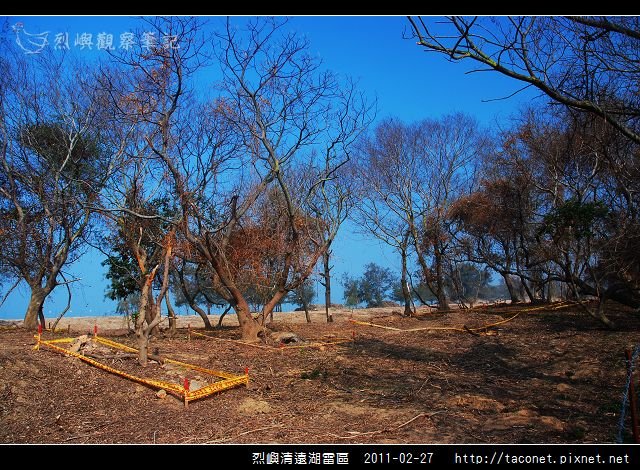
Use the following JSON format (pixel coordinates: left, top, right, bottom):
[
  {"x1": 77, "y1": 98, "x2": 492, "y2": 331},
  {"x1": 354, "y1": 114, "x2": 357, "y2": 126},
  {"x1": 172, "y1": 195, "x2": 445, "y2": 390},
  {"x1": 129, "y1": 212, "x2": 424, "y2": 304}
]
[{"x1": 617, "y1": 345, "x2": 640, "y2": 444}]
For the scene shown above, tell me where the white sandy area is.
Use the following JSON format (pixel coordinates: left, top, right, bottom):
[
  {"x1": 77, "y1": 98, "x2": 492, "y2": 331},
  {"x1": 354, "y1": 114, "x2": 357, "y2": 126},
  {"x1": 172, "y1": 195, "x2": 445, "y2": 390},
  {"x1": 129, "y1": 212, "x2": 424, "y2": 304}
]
[{"x1": 0, "y1": 306, "x2": 421, "y2": 332}]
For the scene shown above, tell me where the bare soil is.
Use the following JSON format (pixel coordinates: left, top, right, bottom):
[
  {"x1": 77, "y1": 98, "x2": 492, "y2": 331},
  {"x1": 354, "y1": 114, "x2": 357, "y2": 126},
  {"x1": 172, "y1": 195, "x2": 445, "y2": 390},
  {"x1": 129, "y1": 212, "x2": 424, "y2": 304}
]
[{"x1": 1, "y1": 303, "x2": 639, "y2": 444}]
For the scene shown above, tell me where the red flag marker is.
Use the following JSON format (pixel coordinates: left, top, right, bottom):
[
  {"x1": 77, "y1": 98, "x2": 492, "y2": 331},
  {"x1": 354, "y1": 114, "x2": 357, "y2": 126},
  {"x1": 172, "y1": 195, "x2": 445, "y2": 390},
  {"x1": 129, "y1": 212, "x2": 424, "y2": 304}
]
[
  {"x1": 94, "y1": 324, "x2": 98, "y2": 336},
  {"x1": 38, "y1": 324, "x2": 42, "y2": 335},
  {"x1": 183, "y1": 377, "x2": 190, "y2": 391},
  {"x1": 244, "y1": 367, "x2": 249, "y2": 376}
]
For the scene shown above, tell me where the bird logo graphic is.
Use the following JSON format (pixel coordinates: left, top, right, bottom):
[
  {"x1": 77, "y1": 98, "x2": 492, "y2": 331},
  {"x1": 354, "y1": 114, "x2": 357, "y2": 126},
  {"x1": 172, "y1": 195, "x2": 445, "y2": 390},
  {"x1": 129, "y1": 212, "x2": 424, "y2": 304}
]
[{"x1": 12, "y1": 22, "x2": 49, "y2": 54}]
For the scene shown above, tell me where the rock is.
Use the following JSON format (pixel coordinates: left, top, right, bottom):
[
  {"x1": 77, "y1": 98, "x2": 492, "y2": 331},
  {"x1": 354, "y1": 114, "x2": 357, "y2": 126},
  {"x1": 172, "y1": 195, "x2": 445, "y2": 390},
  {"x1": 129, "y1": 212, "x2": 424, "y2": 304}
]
[
  {"x1": 189, "y1": 380, "x2": 206, "y2": 391},
  {"x1": 539, "y1": 415, "x2": 565, "y2": 432},
  {"x1": 556, "y1": 383, "x2": 571, "y2": 393},
  {"x1": 237, "y1": 398, "x2": 272, "y2": 415},
  {"x1": 482, "y1": 409, "x2": 562, "y2": 433},
  {"x1": 447, "y1": 393, "x2": 506, "y2": 412},
  {"x1": 69, "y1": 335, "x2": 90, "y2": 353},
  {"x1": 571, "y1": 366, "x2": 599, "y2": 380},
  {"x1": 272, "y1": 332, "x2": 301, "y2": 344},
  {"x1": 482, "y1": 412, "x2": 532, "y2": 432},
  {"x1": 156, "y1": 389, "x2": 167, "y2": 399}
]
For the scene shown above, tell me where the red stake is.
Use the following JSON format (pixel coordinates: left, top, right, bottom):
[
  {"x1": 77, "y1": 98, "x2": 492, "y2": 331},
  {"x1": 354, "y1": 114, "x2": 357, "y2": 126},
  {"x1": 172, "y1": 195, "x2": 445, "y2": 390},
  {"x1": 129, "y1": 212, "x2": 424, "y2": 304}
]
[
  {"x1": 38, "y1": 324, "x2": 43, "y2": 335},
  {"x1": 244, "y1": 367, "x2": 249, "y2": 376},
  {"x1": 94, "y1": 324, "x2": 98, "y2": 337},
  {"x1": 183, "y1": 377, "x2": 190, "y2": 408}
]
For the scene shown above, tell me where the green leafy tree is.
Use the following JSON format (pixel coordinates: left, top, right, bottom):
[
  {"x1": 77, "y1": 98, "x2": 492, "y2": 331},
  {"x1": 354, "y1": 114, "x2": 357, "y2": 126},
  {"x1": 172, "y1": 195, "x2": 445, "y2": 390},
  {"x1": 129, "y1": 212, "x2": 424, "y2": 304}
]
[
  {"x1": 285, "y1": 278, "x2": 315, "y2": 322},
  {"x1": 341, "y1": 274, "x2": 360, "y2": 307},
  {"x1": 286, "y1": 278, "x2": 315, "y2": 309},
  {"x1": 358, "y1": 263, "x2": 395, "y2": 307},
  {"x1": 342, "y1": 263, "x2": 395, "y2": 308},
  {"x1": 102, "y1": 196, "x2": 174, "y2": 304}
]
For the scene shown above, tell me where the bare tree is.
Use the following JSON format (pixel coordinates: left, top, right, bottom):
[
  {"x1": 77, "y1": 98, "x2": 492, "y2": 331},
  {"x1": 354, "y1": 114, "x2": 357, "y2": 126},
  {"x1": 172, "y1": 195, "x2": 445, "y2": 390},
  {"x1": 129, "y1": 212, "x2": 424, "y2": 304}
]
[
  {"x1": 450, "y1": 104, "x2": 640, "y2": 325},
  {"x1": 98, "y1": 17, "x2": 205, "y2": 362},
  {"x1": 407, "y1": 16, "x2": 640, "y2": 144},
  {"x1": 449, "y1": 176, "x2": 533, "y2": 304},
  {"x1": 509, "y1": 108, "x2": 640, "y2": 325},
  {"x1": 154, "y1": 18, "x2": 370, "y2": 341},
  {"x1": 354, "y1": 115, "x2": 483, "y2": 312},
  {"x1": 215, "y1": 19, "x2": 370, "y2": 331},
  {"x1": 102, "y1": 17, "x2": 370, "y2": 344},
  {"x1": 352, "y1": 119, "x2": 416, "y2": 316},
  {"x1": 0, "y1": 48, "x2": 114, "y2": 329}
]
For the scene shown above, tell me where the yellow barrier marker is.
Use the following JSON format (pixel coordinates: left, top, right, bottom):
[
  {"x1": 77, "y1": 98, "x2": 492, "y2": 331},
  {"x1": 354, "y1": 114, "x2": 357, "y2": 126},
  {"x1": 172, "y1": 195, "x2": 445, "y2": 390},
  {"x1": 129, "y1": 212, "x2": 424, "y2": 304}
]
[
  {"x1": 35, "y1": 334, "x2": 248, "y2": 406},
  {"x1": 191, "y1": 329, "x2": 353, "y2": 352},
  {"x1": 33, "y1": 324, "x2": 42, "y2": 350},
  {"x1": 349, "y1": 301, "x2": 575, "y2": 334},
  {"x1": 190, "y1": 330, "x2": 273, "y2": 350}
]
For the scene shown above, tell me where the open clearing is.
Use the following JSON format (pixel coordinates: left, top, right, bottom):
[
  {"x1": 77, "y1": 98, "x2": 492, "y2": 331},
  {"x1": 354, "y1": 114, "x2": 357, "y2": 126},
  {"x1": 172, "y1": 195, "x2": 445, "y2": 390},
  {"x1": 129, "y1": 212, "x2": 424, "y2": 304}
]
[{"x1": 1, "y1": 304, "x2": 638, "y2": 444}]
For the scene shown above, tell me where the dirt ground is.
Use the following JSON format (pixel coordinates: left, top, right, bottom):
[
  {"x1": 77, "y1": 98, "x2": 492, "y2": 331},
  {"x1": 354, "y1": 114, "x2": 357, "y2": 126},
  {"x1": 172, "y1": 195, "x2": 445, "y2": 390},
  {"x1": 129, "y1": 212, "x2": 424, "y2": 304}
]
[{"x1": 1, "y1": 303, "x2": 639, "y2": 444}]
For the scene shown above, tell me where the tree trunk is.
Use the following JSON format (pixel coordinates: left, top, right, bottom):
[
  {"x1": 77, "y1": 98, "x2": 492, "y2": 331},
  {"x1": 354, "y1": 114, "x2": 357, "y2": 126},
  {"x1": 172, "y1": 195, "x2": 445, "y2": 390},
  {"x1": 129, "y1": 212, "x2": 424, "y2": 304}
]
[
  {"x1": 236, "y1": 297, "x2": 263, "y2": 341},
  {"x1": 436, "y1": 289, "x2": 449, "y2": 311},
  {"x1": 192, "y1": 304, "x2": 213, "y2": 330},
  {"x1": 24, "y1": 287, "x2": 48, "y2": 330},
  {"x1": 583, "y1": 298, "x2": 616, "y2": 329},
  {"x1": 136, "y1": 278, "x2": 153, "y2": 366},
  {"x1": 434, "y1": 245, "x2": 449, "y2": 311},
  {"x1": 519, "y1": 275, "x2": 534, "y2": 302},
  {"x1": 400, "y1": 248, "x2": 412, "y2": 316},
  {"x1": 166, "y1": 292, "x2": 177, "y2": 333},
  {"x1": 261, "y1": 290, "x2": 286, "y2": 325},
  {"x1": 138, "y1": 334, "x2": 149, "y2": 365},
  {"x1": 302, "y1": 297, "x2": 311, "y2": 323},
  {"x1": 184, "y1": 296, "x2": 213, "y2": 330},
  {"x1": 38, "y1": 305, "x2": 45, "y2": 330},
  {"x1": 143, "y1": 289, "x2": 160, "y2": 336},
  {"x1": 217, "y1": 304, "x2": 232, "y2": 328},
  {"x1": 502, "y1": 272, "x2": 521, "y2": 303},
  {"x1": 323, "y1": 249, "x2": 333, "y2": 322},
  {"x1": 546, "y1": 280, "x2": 554, "y2": 303},
  {"x1": 177, "y1": 266, "x2": 214, "y2": 329}
]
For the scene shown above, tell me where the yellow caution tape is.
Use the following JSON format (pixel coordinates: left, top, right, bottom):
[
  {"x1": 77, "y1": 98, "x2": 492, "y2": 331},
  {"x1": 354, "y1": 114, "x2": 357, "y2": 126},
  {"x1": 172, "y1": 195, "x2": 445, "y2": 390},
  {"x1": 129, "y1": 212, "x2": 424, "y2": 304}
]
[
  {"x1": 191, "y1": 329, "x2": 353, "y2": 351},
  {"x1": 280, "y1": 339, "x2": 353, "y2": 350},
  {"x1": 349, "y1": 301, "x2": 575, "y2": 334},
  {"x1": 189, "y1": 330, "x2": 274, "y2": 350},
  {"x1": 35, "y1": 334, "x2": 248, "y2": 405}
]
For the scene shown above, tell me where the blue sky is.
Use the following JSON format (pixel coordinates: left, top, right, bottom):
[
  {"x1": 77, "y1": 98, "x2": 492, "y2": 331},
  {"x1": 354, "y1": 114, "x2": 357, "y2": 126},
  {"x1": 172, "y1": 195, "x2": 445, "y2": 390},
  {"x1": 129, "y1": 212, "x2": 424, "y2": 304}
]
[{"x1": 0, "y1": 16, "x2": 539, "y2": 319}]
